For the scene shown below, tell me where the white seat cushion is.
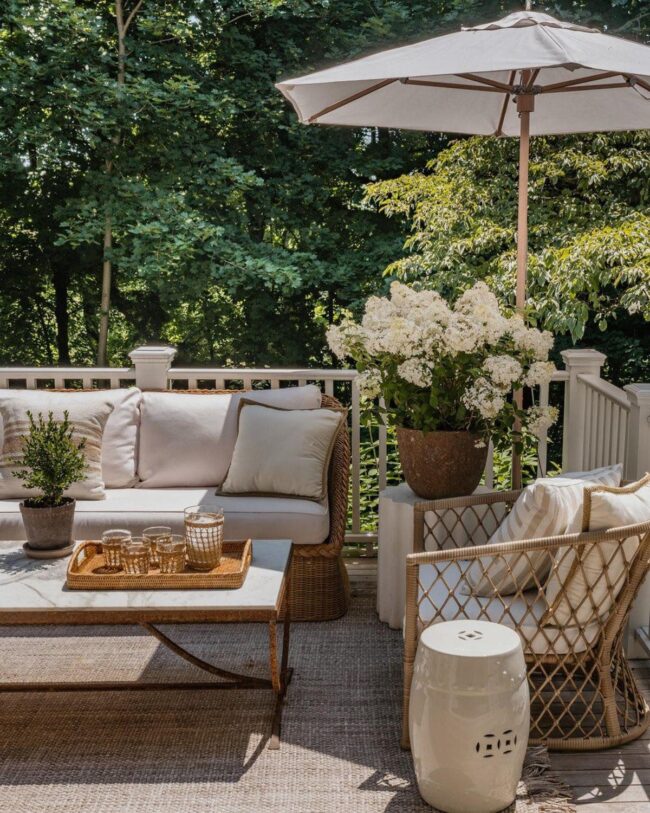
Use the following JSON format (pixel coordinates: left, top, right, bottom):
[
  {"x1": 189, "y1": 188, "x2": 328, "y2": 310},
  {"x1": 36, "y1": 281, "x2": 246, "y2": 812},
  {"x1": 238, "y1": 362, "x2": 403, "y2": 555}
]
[
  {"x1": 418, "y1": 562, "x2": 599, "y2": 655},
  {"x1": 0, "y1": 488, "x2": 330, "y2": 546},
  {"x1": 137, "y1": 386, "x2": 323, "y2": 488}
]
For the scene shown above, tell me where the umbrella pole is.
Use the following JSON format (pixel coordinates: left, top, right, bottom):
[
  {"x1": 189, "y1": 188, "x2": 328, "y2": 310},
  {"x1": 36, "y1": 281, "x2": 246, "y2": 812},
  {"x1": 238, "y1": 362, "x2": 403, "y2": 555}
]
[{"x1": 512, "y1": 96, "x2": 533, "y2": 490}]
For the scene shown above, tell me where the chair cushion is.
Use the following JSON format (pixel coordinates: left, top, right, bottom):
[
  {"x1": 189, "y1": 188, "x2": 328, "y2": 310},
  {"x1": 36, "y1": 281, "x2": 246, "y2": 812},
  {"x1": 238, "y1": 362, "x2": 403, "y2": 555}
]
[
  {"x1": 418, "y1": 562, "x2": 600, "y2": 655},
  {"x1": 0, "y1": 487, "x2": 329, "y2": 546},
  {"x1": 468, "y1": 464, "x2": 623, "y2": 596},
  {"x1": 0, "y1": 388, "x2": 141, "y2": 489},
  {"x1": 0, "y1": 392, "x2": 114, "y2": 500},
  {"x1": 137, "y1": 386, "x2": 323, "y2": 488},
  {"x1": 220, "y1": 402, "x2": 345, "y2": 501},
  {"x1": 545, "y1": 473, "x2": 650, "y2": 627}
]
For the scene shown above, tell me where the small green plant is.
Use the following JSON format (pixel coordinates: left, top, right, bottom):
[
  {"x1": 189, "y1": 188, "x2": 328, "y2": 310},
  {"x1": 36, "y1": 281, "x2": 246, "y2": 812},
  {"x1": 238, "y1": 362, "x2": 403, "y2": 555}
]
[{"x1": 14, "y1": 411, "x2": 87, "y2": 507}]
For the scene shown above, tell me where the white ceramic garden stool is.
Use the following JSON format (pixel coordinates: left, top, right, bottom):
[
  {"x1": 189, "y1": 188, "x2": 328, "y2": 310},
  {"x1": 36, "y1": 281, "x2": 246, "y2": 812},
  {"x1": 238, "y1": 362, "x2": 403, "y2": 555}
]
[{"x1": 409, "y1": 619, "x2": 529, "y2": 813}]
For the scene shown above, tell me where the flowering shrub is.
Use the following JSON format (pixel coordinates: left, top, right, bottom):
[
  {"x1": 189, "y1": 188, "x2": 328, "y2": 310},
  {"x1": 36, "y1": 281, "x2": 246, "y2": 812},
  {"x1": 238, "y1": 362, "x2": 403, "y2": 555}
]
[{"x1": 327, "y1": 281, "x2": 558, "y2": 449}]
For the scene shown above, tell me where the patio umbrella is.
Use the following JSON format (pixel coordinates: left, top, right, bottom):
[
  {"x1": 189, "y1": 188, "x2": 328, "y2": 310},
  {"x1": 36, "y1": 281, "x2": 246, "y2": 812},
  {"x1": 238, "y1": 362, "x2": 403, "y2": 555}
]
[{"x1": 276, "y1": 8, "x2": 650, "y2": 311}]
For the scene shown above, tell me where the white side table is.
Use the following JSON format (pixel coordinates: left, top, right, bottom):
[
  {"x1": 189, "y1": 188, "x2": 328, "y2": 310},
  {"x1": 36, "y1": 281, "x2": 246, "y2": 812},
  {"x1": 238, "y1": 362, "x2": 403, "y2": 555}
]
[
  {"x1": 409, "y1": 620, "x2": 529, "y2": 813},
  {"x1": 377, "y1": 483, "x2": 495, "y2": 629}
]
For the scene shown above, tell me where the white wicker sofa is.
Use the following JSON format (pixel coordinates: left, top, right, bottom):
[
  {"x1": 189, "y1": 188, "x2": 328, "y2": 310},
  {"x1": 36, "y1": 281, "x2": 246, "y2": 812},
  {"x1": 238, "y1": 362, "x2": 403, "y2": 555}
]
[{"x1": 0, "y1": 385, "x2": 350, "y2": 621}]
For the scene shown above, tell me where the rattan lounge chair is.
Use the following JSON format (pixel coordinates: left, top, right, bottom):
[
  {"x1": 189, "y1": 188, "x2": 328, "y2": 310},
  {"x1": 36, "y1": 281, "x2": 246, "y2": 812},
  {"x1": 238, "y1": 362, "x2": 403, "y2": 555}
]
[{"x1": 402, "y1": 490, "x2": 650, "y2": 751}]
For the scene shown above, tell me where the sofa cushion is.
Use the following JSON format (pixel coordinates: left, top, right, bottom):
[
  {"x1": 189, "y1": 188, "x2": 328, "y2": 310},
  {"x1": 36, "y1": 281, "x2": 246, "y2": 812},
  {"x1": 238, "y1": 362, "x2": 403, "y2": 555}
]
[
  {"x1": 0, "y1": 392, "x2": 114, "y2": 500},
  {"x1": 220, "y1": 402, "x2": 345, "y2": 501},
  {"x1": 0, "y1": 487, "x2": 329, "y2": 546},
  {"x1": 137, "y1": 386, "x2": 323, "y2": 488},
  {"x1": 0, "y1": 388, "x2": 141, "y2": 488}
]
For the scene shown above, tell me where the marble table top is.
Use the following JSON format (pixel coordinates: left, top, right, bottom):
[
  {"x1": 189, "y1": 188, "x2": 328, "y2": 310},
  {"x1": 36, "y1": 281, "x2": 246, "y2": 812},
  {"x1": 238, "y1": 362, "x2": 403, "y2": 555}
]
[{"x1": 0, "y1": 539, "x2": 291, "y2": 615}]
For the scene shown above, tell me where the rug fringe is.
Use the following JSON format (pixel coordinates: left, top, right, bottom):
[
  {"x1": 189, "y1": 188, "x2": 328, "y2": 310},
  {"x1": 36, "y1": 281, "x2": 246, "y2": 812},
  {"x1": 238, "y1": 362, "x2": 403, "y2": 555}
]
[{"x1": 519, "y1": 745, "x2": 576, "y2": 813}]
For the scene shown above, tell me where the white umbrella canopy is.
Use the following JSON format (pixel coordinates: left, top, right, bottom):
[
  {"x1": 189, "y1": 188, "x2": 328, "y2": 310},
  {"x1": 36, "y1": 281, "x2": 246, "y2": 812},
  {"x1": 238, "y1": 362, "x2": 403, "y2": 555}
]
[
  {"x1": 277, "y1": 10, "x2": 650, "y2": 137},
  {"x1": 276, "y1": 9, "x2": 650, "y2": 309}
]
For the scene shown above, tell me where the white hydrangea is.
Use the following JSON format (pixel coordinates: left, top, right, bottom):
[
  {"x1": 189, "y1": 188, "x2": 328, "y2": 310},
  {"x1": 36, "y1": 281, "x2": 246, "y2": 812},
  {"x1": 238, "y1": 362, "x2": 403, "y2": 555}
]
[
  {"x1": 462, "y1": 377, "x2": 506, "y2": 420},
  {"x1": 507, "y1": 315, "x2": 554, "y2": 361},
  {"x1": 443, "y1": 315, "x2": 484, "y2": 354},
  {"x1": 397, "y1": 358, "x2": 433, "y2": 388},
  {"x1": 326, "y1": 318, "x2": 363, "y2": 360},
  {"x1": 454, "y1": 283, "x2": 508, "y2": 345},
  {"x1": 357, "y1": 368, "x2": 382, "y2": 400},
  {"x1": 526, "y1": 405, "x2": 559, "y2": 439},
  {"x1": 523, "y1": 361, "x2": 556, "y2": 388},
  {"x1": 483, "y1": 355, "x2": 523, "y2": 389}
]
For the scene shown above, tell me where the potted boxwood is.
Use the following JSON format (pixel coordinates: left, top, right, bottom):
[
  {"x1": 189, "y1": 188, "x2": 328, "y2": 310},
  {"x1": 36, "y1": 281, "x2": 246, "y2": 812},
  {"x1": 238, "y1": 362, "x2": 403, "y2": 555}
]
[
  {"x1": 327, "y1": 281, "x2": 558, "y2": 499},
  {"x1": 15, "y1": 410, "x2": 87, "y2": 557}
]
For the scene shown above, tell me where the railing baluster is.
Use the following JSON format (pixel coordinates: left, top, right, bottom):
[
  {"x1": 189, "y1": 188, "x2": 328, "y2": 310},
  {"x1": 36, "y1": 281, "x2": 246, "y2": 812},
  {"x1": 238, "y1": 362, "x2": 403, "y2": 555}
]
[{"x1": 351, "y1": 378, "x2": 361, "y2": 536}]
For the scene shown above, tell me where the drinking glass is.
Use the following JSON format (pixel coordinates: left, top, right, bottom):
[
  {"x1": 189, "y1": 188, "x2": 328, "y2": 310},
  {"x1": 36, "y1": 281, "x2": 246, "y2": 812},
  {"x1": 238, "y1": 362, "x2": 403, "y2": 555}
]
[
  {"x1": 184, "y1": 506, "x2": 224, "y2": 571},
  {"x1": 157, "y1": 535, "x2": 186, "y2": 574},
  {"x1": 121, "y1": 537, "x2": 150, "y2": 576},
  {"x1": 101, "y1": 529, "x2": 131, "y2": 570},
  {"x1": 142, "y1": 526, "x2": 172, "y2": 568}
]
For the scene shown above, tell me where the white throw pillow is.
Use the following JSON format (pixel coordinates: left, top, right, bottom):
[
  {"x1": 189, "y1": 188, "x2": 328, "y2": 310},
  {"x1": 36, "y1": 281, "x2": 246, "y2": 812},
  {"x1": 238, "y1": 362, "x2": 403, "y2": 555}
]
[
  {"x1": 0, "y1": 393, "x2": 114, "y2": 500},
  {"x1": 219, "y1": 402, "x2": 346, "y2": 501},
  {"x1": 545, "y1": 474, "x2": 650, "y2": 627},
  {"x1": 468, "y1": 464, "x2": 623, "y2": 596},
  {"x1": 0, "y1": 388, "x2": 141, "y2": 488},
  {"x1": 137, "y1": 385, "x2": 323, "y2": 488}
]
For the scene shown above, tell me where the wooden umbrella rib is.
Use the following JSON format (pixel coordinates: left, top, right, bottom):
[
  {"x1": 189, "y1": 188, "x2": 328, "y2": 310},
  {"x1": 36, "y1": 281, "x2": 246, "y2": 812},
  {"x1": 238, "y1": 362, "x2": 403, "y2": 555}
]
[
  {"x1": 623, "y1": 74, "x2": 650, "y2": 93},
  {"x1": 495, "y1": 70, "x2": 517, "y2": 136},
  {"x1": 307, "y1": 78, "x2": 397, "y2": 123},
  {"x1": 457, "y1": 73, "x2": 515, "y2": 92},
  {"x1": 541, "y1": 82, "x2": 631, "y2": 94},
  {"x1": 539, "y1": 71, "x2": 620, "y2": 92},
  {"x1": 404, "y1": 78, "x2": 503, "y2": 93}
]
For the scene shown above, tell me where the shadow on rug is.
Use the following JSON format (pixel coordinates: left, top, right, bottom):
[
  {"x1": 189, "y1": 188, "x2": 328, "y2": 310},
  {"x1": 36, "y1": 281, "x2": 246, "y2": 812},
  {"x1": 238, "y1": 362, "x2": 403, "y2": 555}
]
[{"x1": 0, "y1": 596, "x2": 574, "y2": 812}]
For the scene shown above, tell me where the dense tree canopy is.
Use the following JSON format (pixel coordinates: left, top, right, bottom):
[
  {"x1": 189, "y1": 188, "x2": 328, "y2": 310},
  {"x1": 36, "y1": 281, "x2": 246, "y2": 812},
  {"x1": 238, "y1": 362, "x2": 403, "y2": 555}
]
[{"x1": 0, "y1": 0, "x2": 648, "y2": 377}]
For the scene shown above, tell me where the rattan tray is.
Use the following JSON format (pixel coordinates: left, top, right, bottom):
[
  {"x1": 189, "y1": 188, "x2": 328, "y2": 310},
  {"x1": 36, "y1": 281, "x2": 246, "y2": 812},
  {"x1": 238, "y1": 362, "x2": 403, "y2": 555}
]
[{"x1": 66, "y1": 539, "x2": 252, "y2": 590}]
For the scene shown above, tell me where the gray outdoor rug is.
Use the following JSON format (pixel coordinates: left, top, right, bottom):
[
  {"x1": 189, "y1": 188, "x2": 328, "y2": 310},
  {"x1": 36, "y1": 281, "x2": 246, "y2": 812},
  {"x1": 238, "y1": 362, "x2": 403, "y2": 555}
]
[{"x1": 0, "y1": 595, "x2": 574, "y2": 813}]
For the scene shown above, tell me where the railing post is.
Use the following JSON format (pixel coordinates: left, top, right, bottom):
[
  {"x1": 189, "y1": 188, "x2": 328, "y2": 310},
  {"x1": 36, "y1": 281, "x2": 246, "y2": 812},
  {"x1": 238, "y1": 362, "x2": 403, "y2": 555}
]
[
  {"x1": 623, "y1": 384, "x2": 650, "y2": 481},
  {"x1": 560, "y1": 349, "x2": 606, "y2": 472},
  {"x1": 128, "y1": 345, "x2": 176, "y2": 390},
  {"x1": 623, "y1": 384, "x2": 650, "y2": 658}
]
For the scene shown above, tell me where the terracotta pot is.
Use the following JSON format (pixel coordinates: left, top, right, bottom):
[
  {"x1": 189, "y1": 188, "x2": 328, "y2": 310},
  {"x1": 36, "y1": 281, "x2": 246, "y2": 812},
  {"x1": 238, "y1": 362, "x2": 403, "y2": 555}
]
[
  {"x1": 19, "y1": 498, "x2": 75, "y2": 551},
  {"x1": 396, "y1": 428, "x2": 488, "y2": 499}
]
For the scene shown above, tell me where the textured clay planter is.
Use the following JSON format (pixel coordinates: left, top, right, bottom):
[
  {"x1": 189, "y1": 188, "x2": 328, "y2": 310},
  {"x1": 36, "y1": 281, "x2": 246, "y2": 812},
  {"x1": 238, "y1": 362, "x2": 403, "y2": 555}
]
[
  {"x1": 19, "y1": 498, "x2": 75, "y2": 552},
  {"x1": 396, "y1": 428, "x2": 488, "y2": 499}
]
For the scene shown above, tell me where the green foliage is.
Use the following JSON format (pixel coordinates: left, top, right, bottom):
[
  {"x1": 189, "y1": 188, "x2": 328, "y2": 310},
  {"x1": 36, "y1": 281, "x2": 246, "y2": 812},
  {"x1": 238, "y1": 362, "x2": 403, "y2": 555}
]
[
  {"x1": 365, "y1": 132, "x2": 650, "y2": 342},
  {"x1": 14, "y1": 411, "x2": 87, "y2": 507}
]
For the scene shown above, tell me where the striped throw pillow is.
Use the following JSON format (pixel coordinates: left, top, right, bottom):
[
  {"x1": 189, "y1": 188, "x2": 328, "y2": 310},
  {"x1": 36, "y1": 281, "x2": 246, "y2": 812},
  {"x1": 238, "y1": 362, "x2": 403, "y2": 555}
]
[
  {"x1": 0, "y1": 394, "x2": 113, "y2": 500},
  {"x1": 467, "y1": 464, "x2": 623, "y2": 596}
]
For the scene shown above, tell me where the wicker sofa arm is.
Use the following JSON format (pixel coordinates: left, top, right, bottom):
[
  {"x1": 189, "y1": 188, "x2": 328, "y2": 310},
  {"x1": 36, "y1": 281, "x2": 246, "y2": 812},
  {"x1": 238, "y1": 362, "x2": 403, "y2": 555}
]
[{"x1": 412, "y1": 489, "x2": 522, "y2": 553}]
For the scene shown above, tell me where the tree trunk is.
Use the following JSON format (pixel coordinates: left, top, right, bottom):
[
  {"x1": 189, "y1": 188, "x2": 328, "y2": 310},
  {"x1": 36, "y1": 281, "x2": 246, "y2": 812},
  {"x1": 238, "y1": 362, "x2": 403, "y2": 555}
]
[
  {"x1": 52, "y1": 266, "x2": 70, "y2": 364},
  {"x1": 97, "y1": 0, "x2": 143, "y2": 365}
]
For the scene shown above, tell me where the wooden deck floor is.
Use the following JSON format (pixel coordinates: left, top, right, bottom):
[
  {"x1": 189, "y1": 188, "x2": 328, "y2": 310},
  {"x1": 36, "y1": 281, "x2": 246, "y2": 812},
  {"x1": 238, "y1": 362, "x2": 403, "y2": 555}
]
[{"x1": 550, "y1": 662, "x2": 650, "y2": 811}]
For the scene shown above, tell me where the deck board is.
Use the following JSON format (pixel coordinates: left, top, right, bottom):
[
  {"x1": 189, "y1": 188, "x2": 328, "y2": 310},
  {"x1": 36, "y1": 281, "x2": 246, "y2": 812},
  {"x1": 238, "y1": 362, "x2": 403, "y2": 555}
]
[{"x1": 550, "y1": 661, "x2": 650, "y2": 810}]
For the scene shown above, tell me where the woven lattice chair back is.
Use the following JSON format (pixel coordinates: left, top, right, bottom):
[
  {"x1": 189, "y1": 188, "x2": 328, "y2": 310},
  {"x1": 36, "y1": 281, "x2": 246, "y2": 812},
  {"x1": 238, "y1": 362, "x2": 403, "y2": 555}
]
[{"x1": 402, "y1": 490, "x2": 650, "y2": 752}]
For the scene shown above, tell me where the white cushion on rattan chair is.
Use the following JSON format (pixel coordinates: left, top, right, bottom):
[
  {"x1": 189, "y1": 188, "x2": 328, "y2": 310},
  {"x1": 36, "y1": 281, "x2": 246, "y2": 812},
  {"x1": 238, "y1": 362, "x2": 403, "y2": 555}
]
[
  {"x1": 0, "y1": 487, "x2": 330, "y2": 545},
  {"x1": 418, "y1": 563, "x2": 600, "y2": 655},
  {"x1": 137, "y1": 386, "x2": 322, "y2": 488},
  {"x1": 0, "y1": 388, "x2": 141, "y2": 489},
  {"x1": 545, "y1": 474, "x2": 650, "y2": 627},
  {"x1": 468, "y1": 464, "x2": 623, "y2": 596}
]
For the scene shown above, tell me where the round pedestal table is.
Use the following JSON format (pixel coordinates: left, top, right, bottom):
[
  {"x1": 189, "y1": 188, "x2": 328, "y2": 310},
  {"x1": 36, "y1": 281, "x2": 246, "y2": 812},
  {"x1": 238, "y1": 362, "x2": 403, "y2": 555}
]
[{"x1": 409, "y1": 620, "x2": 529, "y2": 813}]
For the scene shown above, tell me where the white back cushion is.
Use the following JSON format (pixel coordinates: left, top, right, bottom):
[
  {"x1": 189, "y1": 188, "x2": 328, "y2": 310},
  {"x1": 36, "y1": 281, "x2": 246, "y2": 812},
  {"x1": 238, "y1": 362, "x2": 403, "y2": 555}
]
[
  {"x1": 137, "y1": 385, "x2": 323, "y2": 488},
  {"x1": 220, "y1": 403, "x2": 345, "y2": 500},
  {"x1": 0, "y1": 388, "x2": 142, "y2": 488},
  {"x1": 545, "y1": 474, "x2": 650, "y2": 626},
  {"x1": 469, "y1": 464, "x2": 623, "y2": 595},
  {"x1": 0, "y1": 392, "x2": 114, "y2": 500}
]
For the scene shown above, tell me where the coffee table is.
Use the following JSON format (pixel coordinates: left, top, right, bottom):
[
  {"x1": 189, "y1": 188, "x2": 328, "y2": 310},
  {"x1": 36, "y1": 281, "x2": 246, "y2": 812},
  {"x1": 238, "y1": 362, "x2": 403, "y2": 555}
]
[{"x1": 0, "y1": 538, "x2": 293, "y2": 749}]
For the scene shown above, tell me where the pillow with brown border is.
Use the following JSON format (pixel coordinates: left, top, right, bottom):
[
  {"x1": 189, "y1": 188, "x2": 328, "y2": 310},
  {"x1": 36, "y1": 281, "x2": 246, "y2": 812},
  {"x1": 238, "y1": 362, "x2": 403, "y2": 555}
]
[{"x1": 217, "y1": 399, "x2": 346, "y2": 501}]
